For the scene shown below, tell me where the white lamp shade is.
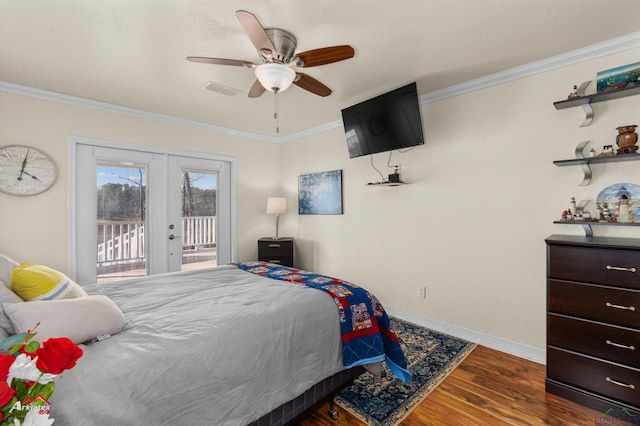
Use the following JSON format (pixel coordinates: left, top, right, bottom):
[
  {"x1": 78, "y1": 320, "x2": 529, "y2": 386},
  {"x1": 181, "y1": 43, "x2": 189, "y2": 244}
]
[
  {"x1": 266, "y1": 197, "x2": 288, "y2": 215},
  {"x1": 255, "y1": 63, "x2": 296, "y2": 93}
]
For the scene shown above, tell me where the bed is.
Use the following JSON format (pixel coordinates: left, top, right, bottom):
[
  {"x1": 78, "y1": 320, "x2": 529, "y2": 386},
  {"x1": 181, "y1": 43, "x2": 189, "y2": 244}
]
[{"x1": 0, "y1": 259, "x2": 409, "y2": 425}]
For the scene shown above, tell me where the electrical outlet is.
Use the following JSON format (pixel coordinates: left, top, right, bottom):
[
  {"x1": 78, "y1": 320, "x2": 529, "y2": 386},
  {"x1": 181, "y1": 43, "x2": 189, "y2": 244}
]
[{"x1": 417, "y1": 286, "x2": 426, "y2": 298}]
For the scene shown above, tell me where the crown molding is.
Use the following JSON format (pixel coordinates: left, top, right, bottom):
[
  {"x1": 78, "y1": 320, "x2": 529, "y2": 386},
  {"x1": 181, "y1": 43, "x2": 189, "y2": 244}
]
[
  {"x1": 0, "y1": 81, "x2": 280, "y2": 144},
  {"x1": 420, "y1": 31, "x2": 640, "y2": 104},
  {"x1": 277, "y1": 119, "x2": 344, "y2": 142},
  {"x1": 2, "y1": 31, "x2": 639, "y2": 143}
]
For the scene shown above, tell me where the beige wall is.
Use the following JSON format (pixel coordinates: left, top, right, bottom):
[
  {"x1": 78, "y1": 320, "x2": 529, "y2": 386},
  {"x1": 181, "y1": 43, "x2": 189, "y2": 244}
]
[
  {"x1": 0, "y1": 92, "x2": 281, "y2": 272},
  {"x1": 278, "y1": 47, "x2": 640, "y2": 350},
  {"x1": 1, "y1": 47, "x2": 639, "y2": 353}
]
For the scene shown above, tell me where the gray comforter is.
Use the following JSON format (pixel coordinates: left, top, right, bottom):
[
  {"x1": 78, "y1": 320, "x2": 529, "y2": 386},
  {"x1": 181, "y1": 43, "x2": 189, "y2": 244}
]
[{"x1": 51, "y1": 265, "x2": 344, "y2": 425}]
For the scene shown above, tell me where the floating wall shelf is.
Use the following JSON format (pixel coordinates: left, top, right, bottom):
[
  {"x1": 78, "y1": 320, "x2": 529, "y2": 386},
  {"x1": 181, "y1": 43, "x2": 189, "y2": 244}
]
[
  {"x1": 553, "y1": 153, "x2": 640, "y2": 185},
  {"x1": 366, "y1": 181, "x2": 407, "y2": 187},
  {"x1": 553, "y1": 85, "x2": 640, "y2": 110},
  {"x1": 553, "y1": 153, "x2": 640, "y2": 166},
  {"x1": 553, "y1": 220, "x2": 640, "y2": 237},
  {"x1": 552, "y1": 82, "x2": 640, "y2": 236}
]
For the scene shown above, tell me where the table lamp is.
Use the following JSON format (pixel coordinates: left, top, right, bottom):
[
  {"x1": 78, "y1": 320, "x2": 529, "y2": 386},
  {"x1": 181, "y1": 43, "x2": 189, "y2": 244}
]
[{"x1": 266, "y1": 197, "x2": 288, "y2": 240}]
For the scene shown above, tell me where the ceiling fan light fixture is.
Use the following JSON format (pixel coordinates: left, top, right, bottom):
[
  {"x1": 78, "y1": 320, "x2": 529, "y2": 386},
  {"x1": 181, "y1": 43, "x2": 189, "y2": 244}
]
[{"x1": 255, "y1": 63, "x2": 296, "y2": 93}]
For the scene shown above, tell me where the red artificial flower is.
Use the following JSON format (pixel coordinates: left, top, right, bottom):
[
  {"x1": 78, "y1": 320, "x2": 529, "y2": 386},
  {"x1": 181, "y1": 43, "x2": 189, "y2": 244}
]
[
  {"x1": 0, "y1": 380, "x2": 15, "y2": 407},
  {"x1": 0, "y1": 354, "x2": 15, "y2": 381},
  {"x1": 35, "y1": 337, "x2": 83, "y2": 375}
]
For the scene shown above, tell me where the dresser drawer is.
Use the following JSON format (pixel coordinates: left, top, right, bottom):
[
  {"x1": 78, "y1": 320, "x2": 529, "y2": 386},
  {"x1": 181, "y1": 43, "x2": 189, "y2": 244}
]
[
  {"x1": 260, "y1": 257, "x2": 290, "y2": 266},
  {"x1": 548, "y1": 280, "x2": 640, "y2": 328},
  {"x1": 258, "y1": 239, "x2": 292, "y2": 257},
  {"x1": 547, "y1": 347, "x2": 640, "y2": 408},
  {"x1": 548, "y1": 245, "x2": 639, "y2": 289},
  {"x1": 548, "y1": 314, "x2": 640, "y2": 368}
]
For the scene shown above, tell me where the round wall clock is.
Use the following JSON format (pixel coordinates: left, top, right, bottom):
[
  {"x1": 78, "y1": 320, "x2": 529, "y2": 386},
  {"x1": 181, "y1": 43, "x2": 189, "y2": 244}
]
[{"x1": 0, "y1": 145, "x2": 58, "y2": 196}]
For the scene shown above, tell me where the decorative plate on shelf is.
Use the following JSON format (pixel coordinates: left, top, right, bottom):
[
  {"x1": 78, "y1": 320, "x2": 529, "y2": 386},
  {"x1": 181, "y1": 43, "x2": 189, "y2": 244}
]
[{"x1": 596, "y1": 182, "x2": 640, "y2": 222}]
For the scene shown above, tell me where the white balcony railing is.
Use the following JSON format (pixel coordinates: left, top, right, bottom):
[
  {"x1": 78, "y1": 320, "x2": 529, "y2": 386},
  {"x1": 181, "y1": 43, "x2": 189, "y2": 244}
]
[
  {"x1": 97, "y1": 216, "x2": 215, "y2": 266},
  {"x1": 182, "y1": 216, "x2": 216, "y2": 249}
]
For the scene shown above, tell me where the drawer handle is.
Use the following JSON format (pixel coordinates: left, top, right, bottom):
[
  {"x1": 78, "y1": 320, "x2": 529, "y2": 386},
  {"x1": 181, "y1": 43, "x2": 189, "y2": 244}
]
[
  {"x1": 606, "y1": 265, "x2": 636, "y2": 273},
  {"x1": 269, "y1": 260, "x2": 281, "y2": 264},
  {"x1": 605, "y1": 302, "x2": 636, "y2": 311},
  {"x1": 605, "y1": 377, "x2": 636, "y2": 390},
  {"x1": 606, "y1": 340, "x2": 636, "y2": 351},
  {"x1": 268, "y1": 244, "x2": 281, "y2": 248}
]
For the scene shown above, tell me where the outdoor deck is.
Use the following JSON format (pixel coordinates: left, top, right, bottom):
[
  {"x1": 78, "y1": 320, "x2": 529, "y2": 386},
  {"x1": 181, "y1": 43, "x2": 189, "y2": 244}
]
[
  {"x1": 97, "y1": 248, "x2": 217, "y2": 282},
  {"x1": 96, "y1": 216, "x2": 216, "y2": 283}
]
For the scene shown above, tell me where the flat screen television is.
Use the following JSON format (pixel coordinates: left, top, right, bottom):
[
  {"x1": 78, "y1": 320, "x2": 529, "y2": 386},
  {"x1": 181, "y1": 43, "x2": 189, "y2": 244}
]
[{"x1": 341, "y1": 82, "x2": 424, "y2": 158}]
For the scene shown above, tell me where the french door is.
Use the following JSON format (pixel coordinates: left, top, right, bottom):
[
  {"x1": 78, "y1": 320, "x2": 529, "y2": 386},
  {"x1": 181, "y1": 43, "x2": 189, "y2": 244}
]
[
  {"x1": 71, "y1": 139, "x2": 236, "y2": 285},
  {"x1": 166, "y1": 155, "x2": 232, "y2": 273}
]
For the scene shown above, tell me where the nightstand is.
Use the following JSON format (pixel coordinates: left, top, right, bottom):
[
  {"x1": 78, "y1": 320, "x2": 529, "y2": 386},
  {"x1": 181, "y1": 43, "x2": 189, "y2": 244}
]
[{"x1": 258, "y1": 237, "x2": 294, "y2": 267}]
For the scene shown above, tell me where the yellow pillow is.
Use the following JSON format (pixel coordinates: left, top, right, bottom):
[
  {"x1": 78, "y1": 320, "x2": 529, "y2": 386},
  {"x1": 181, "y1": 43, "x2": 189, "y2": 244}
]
[{"x1": 11, "y1": 263, "x2": 81, "y2": 301}]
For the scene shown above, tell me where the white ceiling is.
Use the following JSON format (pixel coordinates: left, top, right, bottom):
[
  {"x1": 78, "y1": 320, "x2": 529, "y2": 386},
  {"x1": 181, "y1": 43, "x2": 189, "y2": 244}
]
[{"x1": 1, "y1": 0, "x2": 640, "y2": 138}]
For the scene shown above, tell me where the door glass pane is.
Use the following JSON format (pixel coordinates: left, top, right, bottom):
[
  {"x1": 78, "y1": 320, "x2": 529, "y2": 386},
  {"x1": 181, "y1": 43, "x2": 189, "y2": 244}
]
[
  {"x1": 96, "y1": 164, "x2": 147, "y2": 282},
  {"x1": 181, "y1": 171, "x2": 217, "y2": 271}
]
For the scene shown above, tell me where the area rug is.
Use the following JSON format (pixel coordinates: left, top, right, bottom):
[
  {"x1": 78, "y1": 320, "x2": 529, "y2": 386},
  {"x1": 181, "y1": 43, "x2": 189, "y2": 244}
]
[{"x1": 335, "y1": 317, "x2": 476, "y2": 426}]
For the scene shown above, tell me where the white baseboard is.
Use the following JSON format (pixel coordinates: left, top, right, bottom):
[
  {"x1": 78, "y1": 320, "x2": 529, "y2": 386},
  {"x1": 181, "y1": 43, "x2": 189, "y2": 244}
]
[{"x1": 385, "y1": 307, "x2": 546, "y2": 365}]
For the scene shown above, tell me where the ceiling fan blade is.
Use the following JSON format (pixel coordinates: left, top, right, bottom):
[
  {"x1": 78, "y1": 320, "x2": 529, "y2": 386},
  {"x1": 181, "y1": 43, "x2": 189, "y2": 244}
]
[
  {"x1": 293, "y1": 73, "x2": 332, "y2": 97},
  {"x1": 294, "y1": 45, "x2": 355, "y2": 67},
  {"x1": 248, "y1": 79, "x2": 267, "y2": 98},
  {"x1": 187, "y1": 56, "x2": 256, "y2": 68},
  {"x1": 235, "y1": 10, "x2": 277, "y2": 57}
]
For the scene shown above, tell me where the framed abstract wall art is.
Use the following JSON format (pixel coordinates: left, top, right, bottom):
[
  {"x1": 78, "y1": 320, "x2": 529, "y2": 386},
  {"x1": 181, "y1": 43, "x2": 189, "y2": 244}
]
[{"x1": 298, "y1": 170, "x2": 343, "y2": 215}]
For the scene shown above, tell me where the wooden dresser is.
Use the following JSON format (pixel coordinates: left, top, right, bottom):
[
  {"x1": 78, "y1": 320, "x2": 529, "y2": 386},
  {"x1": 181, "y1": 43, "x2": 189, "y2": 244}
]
[{"x1": 545, "y1": 235, "x2": 640, "y2": 417}]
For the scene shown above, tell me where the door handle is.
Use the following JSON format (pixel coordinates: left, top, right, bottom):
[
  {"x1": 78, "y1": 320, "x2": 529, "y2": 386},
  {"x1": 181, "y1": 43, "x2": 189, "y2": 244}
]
[{"x1": 169, "y1": 234, "x2": 181, "y2": 240}]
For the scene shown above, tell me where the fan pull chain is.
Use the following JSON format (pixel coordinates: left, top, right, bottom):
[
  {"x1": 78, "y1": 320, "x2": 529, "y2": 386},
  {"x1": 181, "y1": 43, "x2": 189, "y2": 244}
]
[{"x1": 274, "y1": 88, "x2": 280, "y2": 134}]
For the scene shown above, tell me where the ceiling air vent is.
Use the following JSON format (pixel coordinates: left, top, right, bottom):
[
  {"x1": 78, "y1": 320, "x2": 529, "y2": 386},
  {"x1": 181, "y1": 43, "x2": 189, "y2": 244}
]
[{"x1": 202, "y1": 81, "x2": 242, "y2": 97}]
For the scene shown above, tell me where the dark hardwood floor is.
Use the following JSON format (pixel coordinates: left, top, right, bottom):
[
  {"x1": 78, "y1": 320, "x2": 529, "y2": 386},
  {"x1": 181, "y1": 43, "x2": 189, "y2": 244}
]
[{"x1": 299, "y1": 345, "x2": 636, "y2": 425}]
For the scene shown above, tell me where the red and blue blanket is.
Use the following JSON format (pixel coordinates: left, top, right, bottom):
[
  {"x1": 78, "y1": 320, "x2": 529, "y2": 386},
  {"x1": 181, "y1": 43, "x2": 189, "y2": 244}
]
[{"x1": 234, "y1": 261, "x2": 411, "y2": 383}]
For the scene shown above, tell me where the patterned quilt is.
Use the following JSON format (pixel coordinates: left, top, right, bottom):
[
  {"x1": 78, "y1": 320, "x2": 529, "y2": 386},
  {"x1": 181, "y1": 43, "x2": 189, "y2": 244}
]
[{"x1": 234, "y1": 261, "x2": 412, "y2": 383}]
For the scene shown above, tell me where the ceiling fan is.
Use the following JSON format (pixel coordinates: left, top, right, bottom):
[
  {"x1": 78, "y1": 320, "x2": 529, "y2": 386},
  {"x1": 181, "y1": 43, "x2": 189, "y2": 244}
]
[{"x1": 187, "y1": 10, "x2": 355, "y2": 98}]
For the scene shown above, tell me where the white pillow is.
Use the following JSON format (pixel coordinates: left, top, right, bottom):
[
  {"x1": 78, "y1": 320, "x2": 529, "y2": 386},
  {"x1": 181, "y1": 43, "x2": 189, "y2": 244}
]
[
  {"x1": 0, "y1": 254, "x2": 18, "y2": 286},
  {"x1": 0, "y1": 283, "x2": 23, "y2": 304},
  {"x1": 3, "y1": 295, "x2": 126, "y2": 344},
  {"x1": 0, "y1": 285, "x2": 24, "y2": 335}
]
